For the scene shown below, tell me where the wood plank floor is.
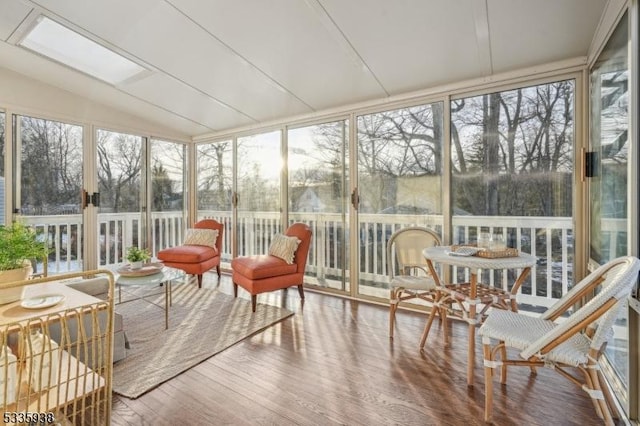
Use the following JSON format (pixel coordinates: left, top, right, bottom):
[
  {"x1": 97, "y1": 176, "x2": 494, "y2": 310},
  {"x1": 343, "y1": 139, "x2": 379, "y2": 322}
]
[{"x1": 111, "y1": 273, "x2": 613, "y2": 425}]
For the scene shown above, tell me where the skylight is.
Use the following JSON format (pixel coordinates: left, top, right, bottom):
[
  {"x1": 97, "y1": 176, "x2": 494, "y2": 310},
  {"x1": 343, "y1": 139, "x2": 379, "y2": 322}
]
[{"x1": 18, "y1": 16, "x2": 147, "y2": 85}]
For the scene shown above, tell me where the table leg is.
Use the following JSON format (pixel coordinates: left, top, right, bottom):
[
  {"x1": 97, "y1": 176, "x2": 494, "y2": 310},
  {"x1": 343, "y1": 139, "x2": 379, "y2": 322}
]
[
  {"x1": 467, "y1": 272, "x2": 478, "y2": 386},
  {"x1": 164, "y1": 280, "x2": 169, "y2": 330},
  {"x1": 509, "y1": 267, "x2": 531, "y2": 312}
]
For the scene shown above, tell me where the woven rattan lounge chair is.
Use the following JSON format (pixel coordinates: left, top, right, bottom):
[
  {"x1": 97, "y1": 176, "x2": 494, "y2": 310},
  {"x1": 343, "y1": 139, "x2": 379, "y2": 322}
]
[
  {"x1": 386, "y1": 226, "x2": 442, "y2": 340},
  {"x1": 479, "y1": 256, "x2": 640, "y2": 424}
]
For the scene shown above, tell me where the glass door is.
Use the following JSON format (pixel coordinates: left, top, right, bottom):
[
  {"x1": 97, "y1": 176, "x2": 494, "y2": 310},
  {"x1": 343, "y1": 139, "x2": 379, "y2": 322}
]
[
  {"x1": 149, "y1": 139, "x2": 187, "y2": 257},
  {"x1": 451, "y1": 80, "x2": 575, "y2": 310},
  {"x1": 96, "y1": 129, "x2": 145, "y2": 266},
  {"x1": 12, "y1": 114, "x2": 84, "y2": 274},
  {"x1": 236, "y1": 131, "x2": 281, "y2": 256},
  {"x1": 355, "y1": 103, "x2": 444, "y2": 300},
  {"x1": 288, "y1": 120, "x2": 350, "y2": 293},
  {"x1": 588, "y1": 11, "x2": 630, "y2": 406},
  {"x1": 196, "y1": 140, "x2": 233, "y2": 266}
]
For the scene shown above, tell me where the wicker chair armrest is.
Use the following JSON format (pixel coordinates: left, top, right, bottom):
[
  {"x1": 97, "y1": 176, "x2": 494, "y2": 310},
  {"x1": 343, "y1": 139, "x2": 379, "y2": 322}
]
[
  {"x1": 541, "y1": 259, "x2": 631, "y2": 321},
  {"x1": 529, "y1": 257, "x2": 640, "y2": 359},
  {"x1": 520, "y1": 297, "x2": 618, "y2": 360}
]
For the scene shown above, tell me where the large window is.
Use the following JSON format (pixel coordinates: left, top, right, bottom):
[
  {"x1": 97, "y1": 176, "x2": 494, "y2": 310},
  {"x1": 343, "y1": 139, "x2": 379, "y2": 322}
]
[
  {"x1": 356, "y1": 102, "x2": 444, "y2": 298},
  {"x1": 96, "y1": 129, "x2": 144, "y2": 265},
  {"x1": 237, "y1": 131, "x2": 281, "y2": 256},
  {"x1": 288, "y1": 121, "x2": 349, "y2": 291},
  {"x1": 150, "y1": 139, "x2": 187, "y2": 255},
  {"x1": 14, "y1": 115, "x2": 84, "y2": 273},
  {"x1": 590, "y1": 14, "x2": 629, "y2": 265},
  {"x1": 589, "y1": 11, "x2": 630, "y2": 404},
  {"x1": 451, "y1": 81, "x2": 575, "y2": 308},
  {"x1": 197, "y1": 140, "x2": 233, "y2": 214},
  {"x1": 196, "y1": 140, "x2": 233, "y2": 263}
]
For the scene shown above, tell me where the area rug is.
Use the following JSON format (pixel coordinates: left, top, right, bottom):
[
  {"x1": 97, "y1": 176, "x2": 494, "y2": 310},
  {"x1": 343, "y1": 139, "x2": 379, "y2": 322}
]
[{"x1": 112, "y1": 285, "x2": 293, "y2": 398}]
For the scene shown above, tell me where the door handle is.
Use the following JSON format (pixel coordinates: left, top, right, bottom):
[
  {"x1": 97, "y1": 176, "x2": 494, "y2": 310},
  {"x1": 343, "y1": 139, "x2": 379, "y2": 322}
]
[
  {"x1": 81, "y1": 189, "x2": 100, "y2": 208},
  {"x1": 350, "y1": 188, "x2": 359, "y2": 210}
]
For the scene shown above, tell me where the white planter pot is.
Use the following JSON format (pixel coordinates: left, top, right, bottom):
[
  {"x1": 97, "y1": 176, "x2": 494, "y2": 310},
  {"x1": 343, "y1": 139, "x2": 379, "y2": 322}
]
[
  {"x1": 129, "y1": 261, "x2": 143, "y2": 270},
  {"x1": 0, "y1": 264, "x2": 32, "y2": 305}
]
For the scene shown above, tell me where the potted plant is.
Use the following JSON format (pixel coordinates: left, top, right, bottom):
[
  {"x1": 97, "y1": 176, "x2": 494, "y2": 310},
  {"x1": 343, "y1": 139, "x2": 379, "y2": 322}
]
[
  {"x1": 0, "y1": 221, "x2": 50, "y2": 304},
  {"x1": 126, "y1": 246, "x2": 151, "y2": 270}
]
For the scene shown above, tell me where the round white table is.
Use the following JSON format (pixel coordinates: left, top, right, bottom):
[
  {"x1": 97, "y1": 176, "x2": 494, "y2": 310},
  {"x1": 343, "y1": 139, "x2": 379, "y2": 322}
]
[{"x1": 422, "y1": 246, "x2": 537, "y2": 386}]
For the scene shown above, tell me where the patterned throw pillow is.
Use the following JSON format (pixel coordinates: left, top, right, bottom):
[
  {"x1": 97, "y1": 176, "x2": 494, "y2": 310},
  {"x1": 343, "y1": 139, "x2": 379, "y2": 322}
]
[
  {"x1": 183, "y1": 228, "x2": 219, "y2": 252},
  {"x1": 268, "y1": 233, "x2": 301, "y2": 264}
]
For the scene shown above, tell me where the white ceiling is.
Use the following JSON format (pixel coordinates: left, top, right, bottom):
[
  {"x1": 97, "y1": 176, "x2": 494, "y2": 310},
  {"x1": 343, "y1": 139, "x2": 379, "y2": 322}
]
[{"x1": 0, "y1": 0, "x2": 608, "y2": 138}]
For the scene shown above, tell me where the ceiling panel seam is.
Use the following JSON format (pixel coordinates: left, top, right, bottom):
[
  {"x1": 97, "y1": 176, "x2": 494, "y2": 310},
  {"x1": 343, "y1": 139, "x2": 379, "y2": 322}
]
[
  {"x1": 471, "y1": 0, "x2": 493, "y2": 76},
  {"x1": 82, "y1": 83, "x2": 219, "y2": 132},
  {"x1": 307, "y1": 0, "x2": 389, "y2": 97},
  {"x1": 116, "y1": 91, "x2": 218, "y2": 131},
  {"x1": 165, "y1": 0, "x2": 316, "y2": 112}
]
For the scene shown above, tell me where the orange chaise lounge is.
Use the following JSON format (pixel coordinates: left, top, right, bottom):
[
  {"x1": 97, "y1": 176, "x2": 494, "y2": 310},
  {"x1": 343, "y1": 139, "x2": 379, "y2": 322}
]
[
  {"x1": 231, "y1": 222, "x2": 312, "y2": 312},
  {"x1": 157, "y1": 219, "x2": 224, "y2": 288}
]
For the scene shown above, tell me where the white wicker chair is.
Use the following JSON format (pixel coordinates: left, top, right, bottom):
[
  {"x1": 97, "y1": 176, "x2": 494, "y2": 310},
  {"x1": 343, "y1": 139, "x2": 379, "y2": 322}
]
[
  {"x1": 386, "y1": 226, "x2": 442, "y2": 340},
  {"x1": 479, "y1": 256, "x2": 640, "y2": 424}
]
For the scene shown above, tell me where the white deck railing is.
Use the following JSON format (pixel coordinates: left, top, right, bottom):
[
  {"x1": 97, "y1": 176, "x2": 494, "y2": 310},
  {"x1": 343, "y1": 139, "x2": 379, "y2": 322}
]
[{"x1": 21, "y1": 211, "x2": 626, "y2": 309}]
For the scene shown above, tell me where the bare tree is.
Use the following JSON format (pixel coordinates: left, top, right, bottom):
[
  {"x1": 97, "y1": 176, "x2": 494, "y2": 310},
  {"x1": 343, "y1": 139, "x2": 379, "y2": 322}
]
[
  {"x1": 196, "y1": 141, "x2": 232, "y2": 210},
  {"x1": 452, "y1": 80, "x2": 574, "y2": 217},
  {"x1": 313, "y1": 104, "x2": 442, "y2": 213},
  {"x1": 19, "y1": 117, "x2": 82, "y2": 214},
  {"x1": 97, "y1": 131, "x2": 142, "y2": 213},
  {"x1": 150, "y1": 141, "x2": 185, "y2": 211}
]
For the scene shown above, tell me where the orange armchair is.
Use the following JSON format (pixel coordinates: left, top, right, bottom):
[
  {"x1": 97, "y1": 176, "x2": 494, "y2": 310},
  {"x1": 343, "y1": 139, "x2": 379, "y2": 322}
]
[
  {"x1": 157, "y1": 219, "x2": 224, "y2": 288},
  {"x1": 231, "y1": 223, "x2": 312, "y2": 312}
]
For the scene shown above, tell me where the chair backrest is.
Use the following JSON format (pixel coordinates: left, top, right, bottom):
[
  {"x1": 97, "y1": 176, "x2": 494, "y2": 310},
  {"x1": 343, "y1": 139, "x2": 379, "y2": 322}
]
[
  {"x1": 521, "y1": 256, "x2": 640, "y2": 359},
  {"x1": 285, "y1": 223, "x2": 312, "y2": 273},
  {"x1": 194, "y1": 219, "x2": 224, "y2": 253},
  {"x1": 386, "y1": 227, "x2": 441, "y2": 279}
]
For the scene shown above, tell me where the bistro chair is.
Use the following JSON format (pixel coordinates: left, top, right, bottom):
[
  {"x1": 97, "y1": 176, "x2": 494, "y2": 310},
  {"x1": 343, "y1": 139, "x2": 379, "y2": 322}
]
[
  {"x1": 479, "y1": 256, "x2": 640, "y2": 424},
  {"x1": 386, "y1": 226, "x2": 442, "y2": 340}
]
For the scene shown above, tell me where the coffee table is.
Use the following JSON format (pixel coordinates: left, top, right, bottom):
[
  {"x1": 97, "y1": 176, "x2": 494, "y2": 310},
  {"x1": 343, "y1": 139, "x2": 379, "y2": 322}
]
[{"x1": 109, "y1": 264, "x2": 186, "y2": 329}]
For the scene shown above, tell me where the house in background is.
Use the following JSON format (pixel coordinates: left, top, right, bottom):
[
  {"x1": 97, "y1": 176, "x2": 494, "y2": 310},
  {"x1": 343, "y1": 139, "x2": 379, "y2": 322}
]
[{"x1": 1, "y1": 0, "x2": 639, "y2": 422}]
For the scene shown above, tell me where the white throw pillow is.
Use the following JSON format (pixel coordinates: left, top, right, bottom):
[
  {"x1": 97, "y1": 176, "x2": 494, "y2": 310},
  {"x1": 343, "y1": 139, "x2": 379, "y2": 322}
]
[
  {"x1": 183, "y1": 228, "x2": 219, "y2": 251},
  {"x1": 268, "y1": 233, "x2": 301, "y2": 264}
]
